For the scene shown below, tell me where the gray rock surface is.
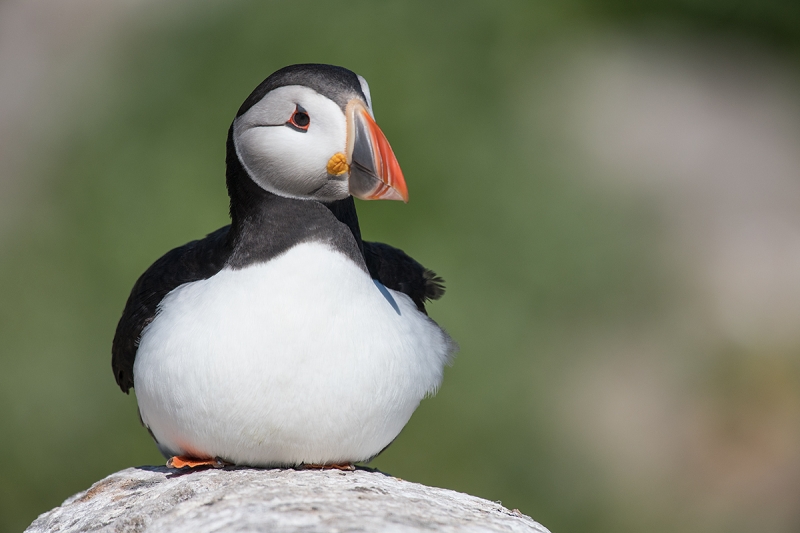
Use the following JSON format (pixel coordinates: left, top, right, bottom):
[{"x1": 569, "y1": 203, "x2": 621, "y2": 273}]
[{"x1": 26, "y1": 466, "x2": 550, "y2": 532}]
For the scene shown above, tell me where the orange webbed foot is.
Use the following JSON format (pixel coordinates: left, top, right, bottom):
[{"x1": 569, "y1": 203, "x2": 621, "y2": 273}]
[{"x1": 167, "y1": 456, "x2": 230, "y2": 469}]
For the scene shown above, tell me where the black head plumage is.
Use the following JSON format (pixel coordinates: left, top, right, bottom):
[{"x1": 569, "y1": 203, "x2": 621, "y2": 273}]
[{"x1": 236, "y1": 64, "x2": 367, "y2": 117}]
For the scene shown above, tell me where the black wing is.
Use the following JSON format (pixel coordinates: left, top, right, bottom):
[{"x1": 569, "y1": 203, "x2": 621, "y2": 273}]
[
  {"x1": 323, "y1": 197, "x2": 446, "y2": 314},
  {"x1": 111, "y1": 226, "x2": 232, "y2": 393},
  {"x1": 363, "y1": 241, "x2": 445, "y2": 314}
]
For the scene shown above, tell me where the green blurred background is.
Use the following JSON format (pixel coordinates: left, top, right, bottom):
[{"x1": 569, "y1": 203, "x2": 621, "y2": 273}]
[{"x1": 2, "y1": 0, "x2": 800, "y2": 531}]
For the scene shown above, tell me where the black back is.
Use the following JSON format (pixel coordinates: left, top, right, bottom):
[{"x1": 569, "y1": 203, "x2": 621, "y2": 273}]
[{"x1": 112, "y1": 65, "x2": 445, "y2": 393}]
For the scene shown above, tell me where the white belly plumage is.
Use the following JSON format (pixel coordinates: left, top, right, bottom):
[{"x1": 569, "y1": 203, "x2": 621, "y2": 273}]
[{"x1": 133, "y1": 241, "x2": 454, "y2": 466}]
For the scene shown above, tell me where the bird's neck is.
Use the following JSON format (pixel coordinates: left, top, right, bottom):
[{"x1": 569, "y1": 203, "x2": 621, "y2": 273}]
[
  {"x1": 321, "y1": 196, "x2": 366, "y2": 257},
  {"x1": 224, "y1": 128, "x2": 365, "y2": 255}
]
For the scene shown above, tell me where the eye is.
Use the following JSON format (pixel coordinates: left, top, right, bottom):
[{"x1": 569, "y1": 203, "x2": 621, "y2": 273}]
[{"x1": 287, "y1": 105, "x2": 310, "y2": 132}]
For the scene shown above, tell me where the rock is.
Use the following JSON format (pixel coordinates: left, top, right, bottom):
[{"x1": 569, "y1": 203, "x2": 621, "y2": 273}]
[{"x1": 26, "y1": 466, "x2": 550, "y2": 533}]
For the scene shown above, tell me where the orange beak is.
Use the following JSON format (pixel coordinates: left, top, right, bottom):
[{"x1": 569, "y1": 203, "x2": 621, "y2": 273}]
[{"x1": 345, "y1": 99, "x2": 408, "y2": 202}]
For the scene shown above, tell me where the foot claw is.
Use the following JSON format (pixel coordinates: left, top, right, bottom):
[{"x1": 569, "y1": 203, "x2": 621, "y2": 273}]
[{"x1": 301, "y1": 463, "x2": 355, "y2": 471}]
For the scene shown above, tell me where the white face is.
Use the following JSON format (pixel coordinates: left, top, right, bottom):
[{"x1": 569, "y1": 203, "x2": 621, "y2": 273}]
[{"x1": 233, "y1": 85, "x2": 354, "y2": 202}]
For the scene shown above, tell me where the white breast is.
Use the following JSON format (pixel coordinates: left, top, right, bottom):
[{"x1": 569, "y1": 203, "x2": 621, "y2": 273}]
[{"x1": 133, "y1": 241, "x2": 454, "y2": 466}]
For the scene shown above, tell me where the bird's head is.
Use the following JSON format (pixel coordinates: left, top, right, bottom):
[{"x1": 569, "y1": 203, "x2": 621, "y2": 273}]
[{"x1": 229, "y1": 64, "x2": 407, "y2": 204}]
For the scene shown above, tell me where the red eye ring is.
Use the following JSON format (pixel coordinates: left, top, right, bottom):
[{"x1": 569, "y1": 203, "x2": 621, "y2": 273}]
[{"x1": 287, "y1": 105, "x2": 310, "y2": 132}]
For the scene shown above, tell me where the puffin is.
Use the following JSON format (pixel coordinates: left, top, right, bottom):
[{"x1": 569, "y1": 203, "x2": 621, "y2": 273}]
[{"x1": 111, "y1": 64, "x2": 456, "y2": 469}]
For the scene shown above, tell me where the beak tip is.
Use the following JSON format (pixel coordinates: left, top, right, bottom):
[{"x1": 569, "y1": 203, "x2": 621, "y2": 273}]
[{"x1": 390, "y1": 183, "x2": 409, "y2": 203}]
